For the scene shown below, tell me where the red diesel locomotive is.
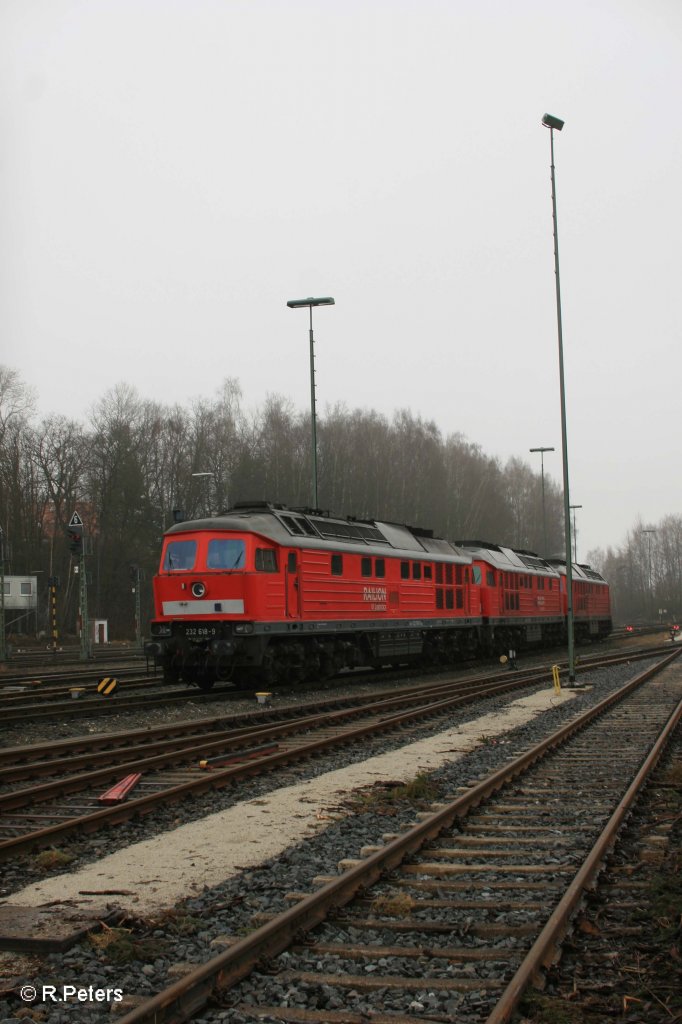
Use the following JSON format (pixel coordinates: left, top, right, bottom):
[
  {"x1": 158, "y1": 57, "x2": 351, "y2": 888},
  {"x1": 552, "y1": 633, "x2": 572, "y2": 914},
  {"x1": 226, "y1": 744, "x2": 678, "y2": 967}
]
[{"x1": 145, "y1": 501, "x2": 612, "y2": 690}]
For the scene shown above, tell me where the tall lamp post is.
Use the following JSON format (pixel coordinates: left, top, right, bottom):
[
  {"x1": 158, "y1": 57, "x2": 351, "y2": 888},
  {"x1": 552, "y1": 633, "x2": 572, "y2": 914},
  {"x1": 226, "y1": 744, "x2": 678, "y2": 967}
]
[
  {"x1": 529, "y1": 446, "x2": 555, "y2": 554},
  {"x1": 642, "y1": 528, "x2": 656, "y2": 620},
  {"x1": 542, "y1": 111, "x2": 577, "y2": 685},
  {"x1": 570, "y1": 504, "x2": 582, "y2": 562},
  {"x1": 0, "y1": 526, "x2": 5, "y2": 661},
  {"x1": 287, "y1": 296, "x2": 335, "y2": 509},
  {"x1": 192, "y1": 472, "x2": 215, "y2": 517}
]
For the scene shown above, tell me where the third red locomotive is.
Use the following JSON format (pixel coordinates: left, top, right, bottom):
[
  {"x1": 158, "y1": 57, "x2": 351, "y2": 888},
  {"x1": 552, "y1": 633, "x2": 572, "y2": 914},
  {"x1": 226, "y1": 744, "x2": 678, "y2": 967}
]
[{"x1": 144, "y1": 501, "x2": 612, "y2": 690}]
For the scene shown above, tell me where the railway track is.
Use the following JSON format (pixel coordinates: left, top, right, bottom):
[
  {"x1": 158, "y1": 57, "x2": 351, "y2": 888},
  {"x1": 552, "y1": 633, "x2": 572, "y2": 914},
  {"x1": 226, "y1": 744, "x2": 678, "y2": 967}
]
[
  {"x1": 108, "y1": 648, "x2": 682, "y2": 1024},
  {"x1": 0, "y1": 640, "x2": 673, "y2": 725},
  {"x1": 0, "y1": 647, "x2": 675, "y2": 868},
  {"x1": 0, "y1": 665, "x2": 584, "y2": 863}
]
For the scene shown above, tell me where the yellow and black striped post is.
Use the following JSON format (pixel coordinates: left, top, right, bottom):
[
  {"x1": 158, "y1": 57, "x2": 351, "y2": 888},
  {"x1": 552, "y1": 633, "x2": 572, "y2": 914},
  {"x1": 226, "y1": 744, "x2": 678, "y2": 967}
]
[
  {"x1": 48, "y1": 577, "x2": 59, "y2": 653},
  {"x1": 97, "y1": 677, "x2": 118, "y2": 697}
]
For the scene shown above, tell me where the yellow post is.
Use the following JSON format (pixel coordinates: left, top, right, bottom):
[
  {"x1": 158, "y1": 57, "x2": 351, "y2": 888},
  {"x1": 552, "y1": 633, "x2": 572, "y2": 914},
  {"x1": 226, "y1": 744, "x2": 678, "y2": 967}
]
[{"x1": 552, "y1": 664, "x2": 561, "y2": 695}]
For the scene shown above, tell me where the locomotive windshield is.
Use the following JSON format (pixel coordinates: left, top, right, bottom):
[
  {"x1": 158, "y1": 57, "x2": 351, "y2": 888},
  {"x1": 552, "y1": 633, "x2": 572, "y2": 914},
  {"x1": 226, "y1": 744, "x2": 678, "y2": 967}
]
[
  {"x1": 207, "y1": 538, "x2": 245, "y2": 570},
  {"x1": 163, "y1": 540, "x2": 197, "y2": 571}
]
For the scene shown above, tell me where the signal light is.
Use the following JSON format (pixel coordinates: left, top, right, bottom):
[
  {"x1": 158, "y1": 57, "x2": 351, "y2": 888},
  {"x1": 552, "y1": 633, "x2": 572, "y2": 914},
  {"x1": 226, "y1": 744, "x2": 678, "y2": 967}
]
[{"x1": 67, "y1": 525, "x2": 83, "y2": 554}]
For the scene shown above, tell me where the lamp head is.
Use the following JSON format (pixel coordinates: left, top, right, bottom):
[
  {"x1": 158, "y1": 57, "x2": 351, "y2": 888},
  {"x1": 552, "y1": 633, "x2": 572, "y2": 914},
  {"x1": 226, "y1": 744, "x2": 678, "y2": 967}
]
[
  {"x1": 287, "y1": 297, "x2": 335, "y2": 308},
  {"x1": 542, "y1": 113, "x2": 564, "y2": 131}
]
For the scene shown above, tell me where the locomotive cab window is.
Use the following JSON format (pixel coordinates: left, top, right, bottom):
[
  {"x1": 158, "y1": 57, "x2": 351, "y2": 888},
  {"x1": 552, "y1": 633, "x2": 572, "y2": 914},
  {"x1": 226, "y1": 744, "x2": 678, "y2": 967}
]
[
  {"x1": 472, "y1": 566, "x2": 482, "y2": 585},
  {"x1": 207, "y1": 538, "x2": 246, "y2": 570},
  {"x1": 287, "y1": 552, "x2": 297, "y2": 572},
  {"x1": 255, "y1": 548, "x2": 278, "y2": 572},
  {"x1": 164, "y1": 539, "x2": 197, "y2": 572}
]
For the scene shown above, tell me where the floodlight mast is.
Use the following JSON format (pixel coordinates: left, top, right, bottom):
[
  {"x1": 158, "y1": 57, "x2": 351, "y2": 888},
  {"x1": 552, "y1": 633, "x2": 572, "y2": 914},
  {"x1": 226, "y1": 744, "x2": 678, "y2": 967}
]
[
  {"x1": 529, "y1": 446, "x2": 555, "y2": 555},
  {"x1": 542, "y1": 111, "x2": 577, "y2": 685},
  {"x1": 286, "y1": 297, "x2": 335, "y2": 509}
]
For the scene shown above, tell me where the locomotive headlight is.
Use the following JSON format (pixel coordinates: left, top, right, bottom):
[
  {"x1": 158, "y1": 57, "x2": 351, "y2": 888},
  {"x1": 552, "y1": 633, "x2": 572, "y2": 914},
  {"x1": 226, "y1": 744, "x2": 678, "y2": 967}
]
[
  {"x1": 234, "y1": 622, "x2": 254, "y2": 634},
  {"x1": 191, "y1": 581, "x2": 207, "y2": 598}
]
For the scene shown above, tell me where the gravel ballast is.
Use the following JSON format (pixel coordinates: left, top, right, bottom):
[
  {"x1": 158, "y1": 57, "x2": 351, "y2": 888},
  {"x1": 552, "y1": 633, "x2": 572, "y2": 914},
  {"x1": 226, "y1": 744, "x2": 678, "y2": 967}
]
[{"x1": 0, "y1": 656, "x2": 674, "y2": 1023}]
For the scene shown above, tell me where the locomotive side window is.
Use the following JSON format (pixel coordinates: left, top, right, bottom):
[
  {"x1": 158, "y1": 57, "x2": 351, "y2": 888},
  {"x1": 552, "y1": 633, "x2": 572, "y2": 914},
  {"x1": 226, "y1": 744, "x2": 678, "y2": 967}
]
[
  {"x1": 164, "y1": 540, "x2": 197, "y2": 571},
  {"x1": 207, "y1": 538, "x2": 245, "y2": 570},
  {"x1": 487, "y1": 571, "x2": 495, "y2": 586},
  {"x1": 361, "y1": 557, "x2": 372, "y2": 577},
  {"x1": 287, "y1": 552, "x2": 297, "y2": 572},
  {"x1": 400, "y1": 561, "x2": 410, "y2": 579},
  {"x1": 435, "y1": 563, "x2": 443, "y2": 584},
  {"x1": 375, "y1": 559, "x2": 386, "y2": 578},
  {"x1": 472, "y1": 566, "x2": 482, "y2": 584},
  {"x1": 412, "y1": 562, "x2": 422, "y2": 580},
  {"x1": 255, "y1": 548, "x2": 278, "y2": 572},
  {"x1": 424, "y1": 564, "x2": 432, "y2": 580},
  {"x1": 331, "y1": 554, "x2": 343, "y2": 575}
]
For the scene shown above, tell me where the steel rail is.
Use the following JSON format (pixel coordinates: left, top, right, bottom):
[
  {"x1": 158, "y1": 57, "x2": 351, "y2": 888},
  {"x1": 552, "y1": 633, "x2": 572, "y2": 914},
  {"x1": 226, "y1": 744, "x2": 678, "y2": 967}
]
[
  {"x1": 0, "y1": 667, "x2": 572, "y2": 861},
  {"x1": 0, "y1": 641, "x2": 667, "y2": 727},
  {"x1": 485, "y1": 689, "x2": 682, "y2": 1023},
  {"x1": 0, "y1": 669, "x2": 546, "y2": 785},
  {"x1": 114, "y1": 647, "x2": 681, "y2": 1024}
]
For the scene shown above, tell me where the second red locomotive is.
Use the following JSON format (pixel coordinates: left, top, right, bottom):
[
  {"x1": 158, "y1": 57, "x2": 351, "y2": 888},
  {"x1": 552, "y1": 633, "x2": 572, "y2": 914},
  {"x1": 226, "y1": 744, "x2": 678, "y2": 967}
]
[{"x1": 144, "y1": 501, "x2": 612, "y2": 689}]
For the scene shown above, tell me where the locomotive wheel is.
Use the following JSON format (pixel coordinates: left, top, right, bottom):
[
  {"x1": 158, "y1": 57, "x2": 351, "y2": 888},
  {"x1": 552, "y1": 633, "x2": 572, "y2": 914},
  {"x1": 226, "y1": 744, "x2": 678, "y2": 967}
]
[
  {"x1": 195, "y1": 678, "x2": 215, "y2": 692},
  {"x1": 162, "y1": 664, "x2": 181, "y2": 684}
]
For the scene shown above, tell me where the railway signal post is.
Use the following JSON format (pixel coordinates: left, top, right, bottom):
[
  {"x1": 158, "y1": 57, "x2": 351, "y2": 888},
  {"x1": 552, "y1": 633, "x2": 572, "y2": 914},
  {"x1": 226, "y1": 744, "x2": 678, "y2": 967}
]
[{"x1": 67, "y1": 511, "x2": 91, "y2": 662}]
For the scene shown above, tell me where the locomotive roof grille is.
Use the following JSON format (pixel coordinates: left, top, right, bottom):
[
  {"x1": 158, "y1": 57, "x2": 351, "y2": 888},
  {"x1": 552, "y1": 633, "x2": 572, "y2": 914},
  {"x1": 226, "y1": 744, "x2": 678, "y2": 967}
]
[
  {"x1": 579, "y1": 565, "x2": 607, "y2": 582},
  {"x1": 278, "y1": 515, "x2": 309, "y2": 537},
  {"x1": 308, "y1": 518, "x2": 389, "y2": 544},
  {"x1": 456, "y1": 540, "x2": 504, "y2": 552},
  {"x1": 519, "y1": 554, "x2": 551, "y2": 571}
]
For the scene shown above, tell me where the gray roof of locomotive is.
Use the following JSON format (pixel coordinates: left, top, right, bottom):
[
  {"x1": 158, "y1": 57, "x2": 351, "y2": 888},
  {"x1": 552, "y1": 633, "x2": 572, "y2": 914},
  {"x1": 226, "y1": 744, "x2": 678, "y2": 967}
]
[
  {"x1": 165, "y1": 502, "x2": 473, "y2": 566},
  {"x1": 456, "y1": 540, "x2": 561, "y2": 579}
]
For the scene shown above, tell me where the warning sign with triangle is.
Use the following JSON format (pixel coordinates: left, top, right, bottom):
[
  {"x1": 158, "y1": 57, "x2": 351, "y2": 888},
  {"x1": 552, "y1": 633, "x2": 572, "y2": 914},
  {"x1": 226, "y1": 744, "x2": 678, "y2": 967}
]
[{"x1": 69, "y1": 511, "x2": 84, "y2": 527}]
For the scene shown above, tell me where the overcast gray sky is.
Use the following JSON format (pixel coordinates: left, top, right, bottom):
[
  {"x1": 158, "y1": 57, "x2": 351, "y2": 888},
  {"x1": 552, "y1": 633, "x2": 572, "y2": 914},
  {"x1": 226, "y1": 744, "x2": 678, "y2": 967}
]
[{"x1": 1, "y1": 0, "x2": 680, "y2": 559}]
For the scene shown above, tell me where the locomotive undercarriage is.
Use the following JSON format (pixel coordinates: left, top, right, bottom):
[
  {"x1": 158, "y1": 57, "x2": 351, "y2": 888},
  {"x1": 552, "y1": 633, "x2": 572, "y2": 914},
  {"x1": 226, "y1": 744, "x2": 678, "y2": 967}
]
[
  {"x1": 487, "y1": 620, "x2": 565, "y2": 654},
  {"x1": 148, "y1": 616, "x2": 609, "y2": 691},
  {"x1": 148, "y1": 621, "x2": 483, "y2": 690}
]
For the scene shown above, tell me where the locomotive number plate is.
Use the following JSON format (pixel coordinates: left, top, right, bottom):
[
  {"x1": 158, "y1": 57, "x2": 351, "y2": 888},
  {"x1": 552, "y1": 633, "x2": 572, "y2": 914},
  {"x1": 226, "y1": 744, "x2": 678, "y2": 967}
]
[{"x1": 183, "y1": 626, "x2": 217, "y2": 638}]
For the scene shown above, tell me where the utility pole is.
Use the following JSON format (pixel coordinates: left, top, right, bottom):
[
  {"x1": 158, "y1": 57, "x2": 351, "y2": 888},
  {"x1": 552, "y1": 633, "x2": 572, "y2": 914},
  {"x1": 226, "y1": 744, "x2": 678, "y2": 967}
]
[
  {"x1": 131, "y1": 565, "x2": 142, "y2": 647},
  {"x1": 0, "y1": 527, "x2": 6, "y2": 662}
]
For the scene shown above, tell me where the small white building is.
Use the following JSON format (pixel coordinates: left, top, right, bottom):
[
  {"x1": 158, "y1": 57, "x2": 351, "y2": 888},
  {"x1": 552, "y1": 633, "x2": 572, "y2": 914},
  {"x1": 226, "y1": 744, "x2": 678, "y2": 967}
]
[{"x1": 1, "y1": 575, "x2": 38, "y2": 634}]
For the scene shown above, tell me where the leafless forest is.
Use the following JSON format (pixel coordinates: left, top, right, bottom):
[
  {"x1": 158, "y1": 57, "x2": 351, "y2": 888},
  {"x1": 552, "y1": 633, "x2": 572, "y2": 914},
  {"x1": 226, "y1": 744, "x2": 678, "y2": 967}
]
[{"x1": 0, "y1": 366, "x2": 679, "y2": 638}]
